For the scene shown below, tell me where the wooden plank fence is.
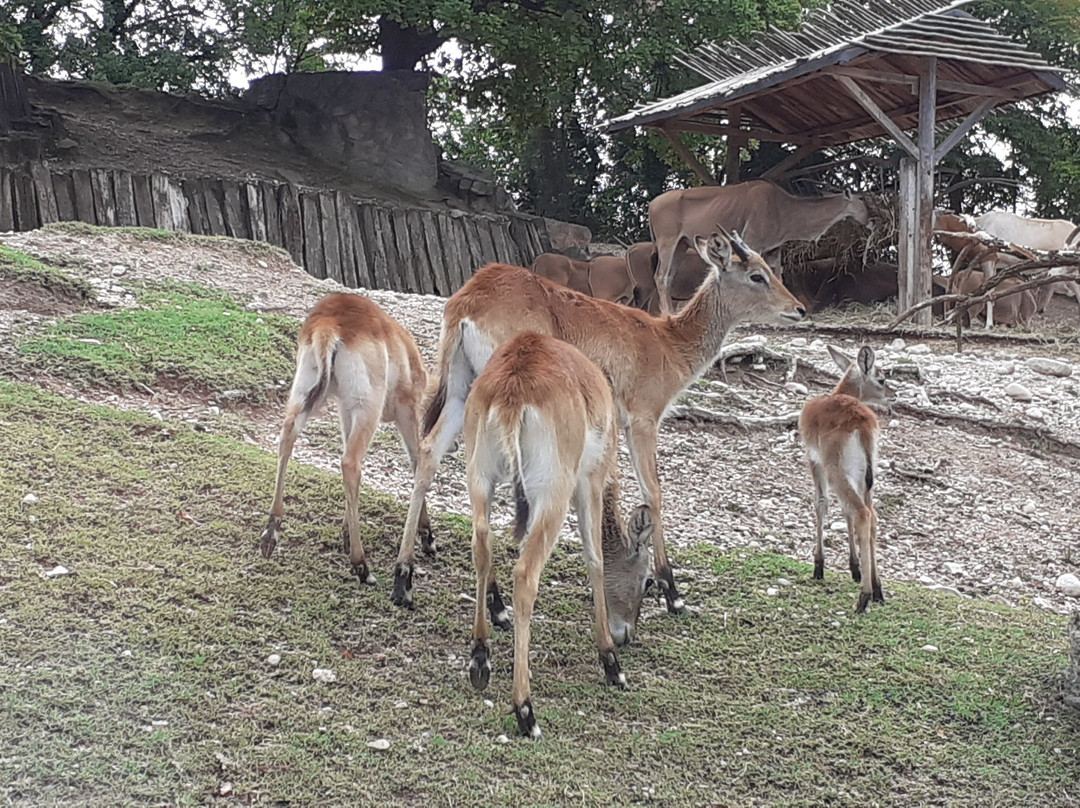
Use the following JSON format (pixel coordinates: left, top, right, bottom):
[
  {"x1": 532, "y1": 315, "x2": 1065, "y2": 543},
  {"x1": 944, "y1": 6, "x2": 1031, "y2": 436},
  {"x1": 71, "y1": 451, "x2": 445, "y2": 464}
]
[{"x1": 0, "y1": 161, "x2": 551, "y2": 295}]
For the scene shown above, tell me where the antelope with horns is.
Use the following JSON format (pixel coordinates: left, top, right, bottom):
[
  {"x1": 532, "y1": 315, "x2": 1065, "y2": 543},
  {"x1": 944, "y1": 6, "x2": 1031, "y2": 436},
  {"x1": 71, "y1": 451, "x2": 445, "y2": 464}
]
[
  {"x1": 390, "y1": 228, "x2": 806, "y2": 614},
  {"x1": 259, "y1": 294, "x2": 431, "y2": 581},
  {"x1": 465, "y1": 332, "x2": 653, "y2": 737},
  {"x1": 799, "y1": 345, "x2": 892, "y2": 613}
]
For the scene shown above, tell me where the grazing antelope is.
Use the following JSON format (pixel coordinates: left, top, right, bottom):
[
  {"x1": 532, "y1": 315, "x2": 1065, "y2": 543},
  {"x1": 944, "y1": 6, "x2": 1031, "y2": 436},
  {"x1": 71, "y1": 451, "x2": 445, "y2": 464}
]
[
  {"x1": 799, "y1": 345, "x2": 892, "y2": 613},
  {"x1": 259, "y1": 294, "x2": 430, "y2": 582},
  {"x1": 464, "y1": 333, "x2": 653, "y2": 737},
  {"x1": 391, "y1": 228, "x2": 806, "y2": 614}
]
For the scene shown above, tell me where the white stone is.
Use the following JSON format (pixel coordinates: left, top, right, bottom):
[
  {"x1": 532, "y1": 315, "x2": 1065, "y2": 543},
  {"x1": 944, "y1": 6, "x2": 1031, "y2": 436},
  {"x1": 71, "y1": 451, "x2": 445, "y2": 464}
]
[
  {"x1": 484, "y1": 699, "x2": 494, "y2": 709},
  {"x1": 926, "y1": 584, "x2": 963, "y2": 597},
  {"x1": 312, "y1": 668, "x2": 337, "y2": 683},
  {"x1": 889, "y1": 338, "x2": 906, "y2": 351},
  {"x1": 111, "y1": 265, "x2": 127, "y2": 277},
  {"x1": 367, "y1": 739, "x2": 391, "y2": 751},
  {"x1": 995, "y1": 362, "x2": 1015, "y2": 376},
  {"x1": 44, "y1": 565, "x2": 71, "y2": 578},
  {"x1": 496, "y1": 734, "x2": 510, "y2": 744},
  {"x1": 1022, "y1": 501, "x2": 1038, "y2": 515},
  {"x1": 1025, "y1": 406, "x2": 1045, "y2": 421},
  {"x1": 1005, "y1": 383, "x2": 1033, "y2": 402},
  {"x1": 784, "y1": 382, "x2": 808, "y2": 396},
  {"x1": 394, "y1": 700, "x2": 408, "y2": 709},
  {"x1": 77, "y1": 338, "x2": 103, "y2": 345},
  {"x1": 888, "y1": 419, "x2": 900, "y2": 429},
  {"x1": 1055, "y1": 573, "x2": 1080, "y2": 598},
  {"x1": 751, "y1": 363, "x2": 767, "y2": 372},
  {"x1": 921, "y1": 645, "x2": 939, "y2": 653},
  {"x1": 1025, "y1": 357, "x2": 1072, "y2": 378},
  {"x1": 943, "y1": 562, "x2": 964, "y2": 576},
  {"x1": 809, "y1": 338, "x2": 825, "y2": 350},
  {"x1": 766, "y1": 587, "x2": 780, "y2": 597},
  {"x1": 907, "y1": 344, "x2": 931, "y2": 354},
  {"x1": 266, "y1": 653, "x2": 281, "y2": 666},
  {"x1": 830, "y1": 521, "x2": 846, "y2": 532},
  {"x1": 786, "y1": 337, "x2": 807, "y2": 348},
  {"x1": 218, "y1": 782, "x2": 233, "y2": 796},
  {"x1": 21, "y1": 493, "x2": 38, "y2": 506},
  {"x1": 777, "y1": 578, "x2": 792, "y2": 588},
  {"x1": 918, "y1": 574, "x2": 935, "y2": 585}
]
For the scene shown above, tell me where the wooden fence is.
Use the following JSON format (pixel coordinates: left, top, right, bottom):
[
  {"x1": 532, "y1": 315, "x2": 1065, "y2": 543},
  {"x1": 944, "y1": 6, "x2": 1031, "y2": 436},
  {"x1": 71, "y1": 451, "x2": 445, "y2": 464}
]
[{"x1": 0, "y1": 161, "x2": 551, "y2": 295}]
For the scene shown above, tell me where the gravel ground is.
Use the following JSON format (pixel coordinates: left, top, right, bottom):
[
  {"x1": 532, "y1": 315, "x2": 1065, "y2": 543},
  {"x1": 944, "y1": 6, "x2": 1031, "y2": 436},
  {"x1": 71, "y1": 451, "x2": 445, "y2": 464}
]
[{"x1": 3, "y1": 225, "x2": 1079, "y2": 615}]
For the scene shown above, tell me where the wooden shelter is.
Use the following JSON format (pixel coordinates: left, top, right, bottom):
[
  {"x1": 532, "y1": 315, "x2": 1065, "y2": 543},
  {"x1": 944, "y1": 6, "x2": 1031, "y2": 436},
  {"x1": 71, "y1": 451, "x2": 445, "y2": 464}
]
[{"x1": 605, "y1": 0, "x2": 1067, "y2": 324}]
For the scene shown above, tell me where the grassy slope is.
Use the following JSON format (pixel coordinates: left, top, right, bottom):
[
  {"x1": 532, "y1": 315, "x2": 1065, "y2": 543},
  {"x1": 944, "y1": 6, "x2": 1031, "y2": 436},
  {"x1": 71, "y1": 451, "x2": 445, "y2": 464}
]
[
  {"x1": 0, "y1": 244, "x2": 95, "y2": 301},
  {"x1": 17, "y1": 279, "x2": 297, "y2": 397},
  {"x1": 1, "y1": 380, "x2": 1076, "y2": 808}
]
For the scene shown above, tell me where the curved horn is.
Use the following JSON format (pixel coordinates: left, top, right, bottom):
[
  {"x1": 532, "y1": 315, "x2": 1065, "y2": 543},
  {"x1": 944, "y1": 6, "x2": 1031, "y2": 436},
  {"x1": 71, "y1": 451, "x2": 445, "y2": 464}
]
[{"x1": 729, "y1": 229, "x2": 753, "y2": 262}]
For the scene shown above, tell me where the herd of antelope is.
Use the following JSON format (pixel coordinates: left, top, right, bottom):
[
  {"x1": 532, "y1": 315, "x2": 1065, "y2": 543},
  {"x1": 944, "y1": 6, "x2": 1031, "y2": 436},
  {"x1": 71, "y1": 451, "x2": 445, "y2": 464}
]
[{"x1": 257, "y1": 211, "x2": 905, "y2": 738}]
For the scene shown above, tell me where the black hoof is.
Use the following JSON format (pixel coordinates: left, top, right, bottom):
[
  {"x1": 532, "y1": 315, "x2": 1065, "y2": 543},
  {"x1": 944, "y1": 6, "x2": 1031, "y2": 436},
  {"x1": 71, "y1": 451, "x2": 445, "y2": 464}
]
[
  {"x1": 872, "y1": 583, "x2": 885, "y2": 604},
  {"x1": 850, "y1": 561, "x2": 862, "y2": 583},
  {"x1": 390, "y1": 563, "x2": 414, "y2": 609},
  {"x1": 813, "y1": 558, "x2": 824, "y2": 580},
  {"x1": 600, "y1": 650, "x2": 627, "y2": 690},
  {"x1": 351, "y1": 560, "x2": 376, "y2": 585},
  {"x1": 656, "y1": 565, "x2": 687, "y2": 615},
  {"x1": 259, "y1": 517, "x2": 281, "y2": 558},
  {"x1": 420, "y1": 525, "x2": 437, "y2": 557},
  {"x1": 514, "y1": 698, "x2": 541, "y2": 739},
  {"x1": 468, "y1": 641, "x2": 491, "y2": 690},
  {"x1": 856, "y1": 591, "x2": 872, "y2": 614},
  {"x1": 487, "y1": 582, "x2": 511, "y2": 630}
]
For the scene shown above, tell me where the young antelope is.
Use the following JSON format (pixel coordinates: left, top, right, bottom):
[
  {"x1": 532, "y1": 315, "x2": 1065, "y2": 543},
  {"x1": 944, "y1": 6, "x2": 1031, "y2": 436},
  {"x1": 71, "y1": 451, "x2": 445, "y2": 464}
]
[{"x1": 799, "y1": 345, "x2": 893, "y2": 613}]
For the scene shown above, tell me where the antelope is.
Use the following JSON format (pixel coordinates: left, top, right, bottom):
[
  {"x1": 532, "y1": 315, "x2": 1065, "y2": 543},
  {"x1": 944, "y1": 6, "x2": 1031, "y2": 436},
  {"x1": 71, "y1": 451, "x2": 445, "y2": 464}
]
[
  {"x1": 799, "y1": 345, "x2": 892, "y2": 613},
  {"x1": 464, "y1": 332, "x2": 653, "y2": 737},
  {"x1": 974, "y1": 209, "x2": 1079, "y2": 253},
  {"x1": 259, "y1": 293, "x2": 431, "y2": 581},
  {"x1": 649, "y1": 180, "x2": 870, "y2": 313},
  {"x1": 390, "y1": 228, "x2": 806, "y2": 615},
  {"x1": 531, "y1": 253, "x2": 636, "y2": 306},
  {"x1": 948, "y1": 268, "x2": 1036, "y2": 328}
]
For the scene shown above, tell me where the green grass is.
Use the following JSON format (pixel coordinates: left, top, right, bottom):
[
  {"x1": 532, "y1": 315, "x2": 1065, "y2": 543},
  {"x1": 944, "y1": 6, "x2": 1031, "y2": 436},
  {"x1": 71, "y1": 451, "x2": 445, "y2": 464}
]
[
  {"x1": 0, "y1": 380, "x2": 1076, "y2": 807},
  {"x1": 18, "y1": 280, "x2": 297, "y2": 397},
  {"x1": 0, "y1": 244, "x2": 95, "y2": 301},
  {"x1": 41, "y1": 221, "x2": 294, "y2": 260}
]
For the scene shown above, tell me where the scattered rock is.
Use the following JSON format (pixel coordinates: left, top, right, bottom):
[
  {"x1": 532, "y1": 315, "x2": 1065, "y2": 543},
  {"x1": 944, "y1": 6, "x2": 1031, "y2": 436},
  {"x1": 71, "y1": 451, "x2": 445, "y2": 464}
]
[
  {"x1": 783, "y1": 382, "x2": 808, "y2": 396},
  {"x1": 496, "y1": 734, "x2": 510, "y2": 744},
  {"x1": 266, "y1": 653, "x2": 281, "y2": 666},
  {"x1": 1025, "y1": 406, "x2": 1045, "y2": 421},
  {"x1": 1022, "y1": 501, "x2": 1038, "y2": 515},
  {"x1": 21, "y1": 493, "x2": 38, "y2": 507},
  {"x1": 1055, "y1": 573, "x2": 1080, "y2": 598},
  {"x1": 888, "y1": 419, "x2": 900, "y2": 429},
  {"x1": 367, "y1": 738, "x2": 391, "y2": 751},
  {"x1": 830, "y1": 521, "x2": 846, "y2": 532},
  {"x1": 926, "y1": 584, "x2": 963, "y2": 597},
  {"x1": 43, "y1": 565, "x2": 72, "y2": 578},
  {"x1": 1005, "y1": 382, "x2": 1033, "y2": 402},
  {"x1": 889, "y1": 338, "x2": 906, "y2": 351},
  {"x1": 218, "y1": 782, "x2": 233, "y2": 796},
  {"x1": 921, "y1": 645, "x2": 939, "y2": 652},
  {"x1": 394, "y1": 700, "x2": 408, "y2": 709},
  {"x1": 995, "y1": 362, "x2": 1015, "y2": 376},
  {"x1": 943, "y1": 562, "x2": 964, "y2": 576},
  {"x1": 766, "y1": 587, "x2": 780, "y2": 597},
  {"x1": 786, "y1": 337, "x2": 807, "y2": 348},
  {"x1": 777, "y1": 578, "x2": 792, "y2": 588},
  {"x1": 312, "y1": 668, "x2": 337, "y2": 683},
  {"x1": 1025, "y1": 357, "x2": 1072, "y2": 378},
  {"x1": 907, "y1": 344, "x2": 931, "y2": 355},
  {"x1": 484, "y1": 699, "x2": 494, "y2": 708},
  {"x1": 111, "y1": 265, "x2": 128, "y2": 277},
  {"x1": 809, "y1": 338, "x2": 825, "y2": 350}
]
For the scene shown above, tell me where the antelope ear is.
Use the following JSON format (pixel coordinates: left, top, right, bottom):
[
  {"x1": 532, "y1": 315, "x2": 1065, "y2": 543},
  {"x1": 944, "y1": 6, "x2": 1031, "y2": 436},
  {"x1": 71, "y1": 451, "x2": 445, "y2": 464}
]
[
  {"x1": 857, "y1": 345, "x2": 875, "y2": 374},
  {"x1": 827, "y1": 345, "x2": 853, "y2": 371},
  {"x1": 708, "y1": 232, "x2": 733, "y2": 270}
]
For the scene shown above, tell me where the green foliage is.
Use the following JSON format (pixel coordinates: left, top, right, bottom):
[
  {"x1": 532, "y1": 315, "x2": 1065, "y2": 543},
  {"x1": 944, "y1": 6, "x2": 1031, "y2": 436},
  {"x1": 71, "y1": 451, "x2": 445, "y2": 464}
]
[
  {"x1": 19, "y1": 281, "x2": 297, "y2": 396},
  {"x1": 1, "y1": 380, "x2": 1076, "y2": 804}
]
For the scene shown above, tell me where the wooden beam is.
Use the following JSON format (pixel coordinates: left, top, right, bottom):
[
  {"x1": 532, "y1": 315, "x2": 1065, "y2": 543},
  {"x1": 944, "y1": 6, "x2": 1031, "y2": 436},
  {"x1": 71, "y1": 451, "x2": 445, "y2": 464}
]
[
  {"x1": 761, "y1": 142, "x2": 820, "y2": 179},
  {"x1": 660, "y1": 119, "x2": 806, "y2": 144},
  {"x1": 660, "y1": 127, "x2": 718, "y2": 185},
  {"x1": 825, "y1": 65, "x2": 1025, "y2": 100},
  {"x1": 914, "y1": 56, "x2": 937, "y2": 327},
  {"x1": 832, "y1": 74, "x2": 919, "y2": 158},
  {"x1": 933, "y1": 97, "x2": 998, "y2": 163},
  {"x1": 724, "y1": 104, "x2": 744, "y2": 184},
  {"x1": 897, "y1": 157, "x2": 918, "y2": 317}
]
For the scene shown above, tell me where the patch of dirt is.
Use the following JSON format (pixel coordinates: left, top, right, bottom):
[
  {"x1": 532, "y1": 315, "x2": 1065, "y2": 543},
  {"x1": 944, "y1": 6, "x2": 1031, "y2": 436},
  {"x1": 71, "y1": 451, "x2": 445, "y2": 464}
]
[
  {"x1": 2, "y1": 224, "x2": 1079, "y2": 617},
  {"x1": 0, "y1": 277, "x2": 89, "y2": 316}
]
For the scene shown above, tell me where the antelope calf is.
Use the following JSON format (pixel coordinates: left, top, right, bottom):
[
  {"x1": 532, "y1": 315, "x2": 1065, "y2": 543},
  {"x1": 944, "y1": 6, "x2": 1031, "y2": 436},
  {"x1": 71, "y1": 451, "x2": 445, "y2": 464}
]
[
  {"x1": 799, "y1": 345, "x2": 892, "y2": 613},
  {"x1": 464, "y1": 332, "x2": 652, "y2": 737},
  {"x1": 259, "y1": 294, "x2": 430, "y2": 582}
]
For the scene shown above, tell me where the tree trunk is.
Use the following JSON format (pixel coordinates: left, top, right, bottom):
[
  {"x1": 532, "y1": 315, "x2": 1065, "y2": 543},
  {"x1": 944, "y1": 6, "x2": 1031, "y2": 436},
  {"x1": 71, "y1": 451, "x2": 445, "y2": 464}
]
[{"x1": 378, "y1": 17, "x2": 445, "y2": 70}]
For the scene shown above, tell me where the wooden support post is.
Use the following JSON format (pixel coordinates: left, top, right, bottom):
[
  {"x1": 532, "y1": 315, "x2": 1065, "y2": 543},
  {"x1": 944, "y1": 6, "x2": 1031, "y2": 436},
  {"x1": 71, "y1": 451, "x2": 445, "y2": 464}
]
[
  {"x1": 914, "y1": 56, "x2": 937, "y2": 327},
  {"x1": 660, "y1": 126, "x2": 717, "y2": 185},
  {"x1": 724, "y1": 105, "x2": 745, "y2": 185},
  {"x1": 898, "y1": 157, "x2": 918, "y2": 316}
]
